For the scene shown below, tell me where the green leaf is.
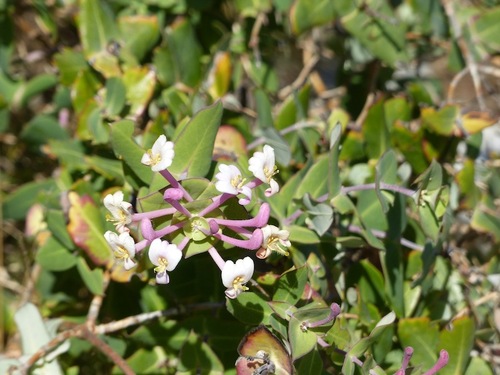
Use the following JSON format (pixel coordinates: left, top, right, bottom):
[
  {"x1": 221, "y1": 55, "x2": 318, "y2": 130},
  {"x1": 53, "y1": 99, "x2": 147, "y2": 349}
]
[
  {"x1": 415, "y1": 159, "x2": 443, "y2": 192},
  {"x1": 36, "y1": 236, "x2": 77, "y2": 272},
  {"x1": 381, "y1": 241, "x2": 405, "y2": 317},
  {"x1": 273, "y1": 267, "x2": 308, "y2": 305},
  {"x1": 66, "y1": 192, "x2": 112, "y2": 267},
  {"x1": 78, "y1": 0, "x2": 118, "y2": 58},
  {"x1": 362, "y1": 99, "x2": 390, "y2": 160},
  {"x1": 341, "y1": 5, "x2": 407, "y2": 66},
  {"x1": 85, "y1": 155, "x2": 124, "y2": 182},
  {"x1": 177, "y1": 331, "x2": 224, "y2": 374},
  {"x1": 226, "y1": 292, "x2": 273, "y2": 325},
  {"x1": 2, "y1": 179, "x2": 58, "y2": 220},
  {"x1": 255, "y1": 88, "x2": 274, "y2": 128},
  {"x1": 14, "y1": 74, "x2": 58, "y2": 109},
  {"x1": 302, "y1": 194, "x2": 333, "y2": 236},
  {"x1": 295, "y1": 348, "x2": 324, "y2": 374},
  {"x1": 46, "y1": 209, "x2": 75, "y2": 250},
  {"x1": 438, "y1": 317, "x2": 475, "y2": 375},
  {"x1": 54, "y1": 48, "x2": 88, "y2": 86},
  {"x1": 288, "y1": 315, "x2": 317, "y2": 360},
  {"x1": 111, "y1": 119, "x2": 153, "y2": 185},
  {"x1": 398, "y1": 318, "x2": 439, "y2": 369},
  {"x1": 290, "y1": 0, "x2": 336, "y2": 34},
  {"x1": 375, "y1": 150, "x2": 398, "y2": 213},
  {"x1": 421, "y1": 105, "x2": 458, "y2": 136},
  {"x1": 118, "y1": 15, "x2": 159, "y2": 62},
  {"x1": 21, "y1": 114, "x2": 69, "y2": 146},
  {"x1": 105, "y1": 77, "x2": 126, "y2": 117},
  {"x1": 295, "y1": 156, "x2": 329, "y2": 200},
  {"x1": 169, "y1": 102, "x2": 223, "y2": 178},
  {"x1": 260, "y1": 127, "x2": 292, "y2": 166},
  {"x1": 122, "y1": 66, "x2": 156, "y2": 118},
  {"x1": 464, "y1": 357, "x2": 494, "y2": 375},
  {"x1": 76, "y1": 257, "x2": 104, "y2": 296},
  {"x1": 328, "y1": 122, "x2": 342, "y2": 198},
  {"x1": 342, "y1": 312, "x2": 396, "y2": 375},
  {"x1": 288, "y1": 225, "x2": 320, "y2": 244},
  {"x1": 122, "y1": 348, "x2": 165, "y2": 374},
  {"x1": 471, "y1": 195, "x2": 500, "y2": 242},
  {"x1": 163, "y1": 18, "x2": 202, "y2": 87},
  {"x1": 47, "y1": 139, "x2": 86, "y2": 170},
  {"x1": 472, "y1": 7, "x2": 500, "y2": 51}
]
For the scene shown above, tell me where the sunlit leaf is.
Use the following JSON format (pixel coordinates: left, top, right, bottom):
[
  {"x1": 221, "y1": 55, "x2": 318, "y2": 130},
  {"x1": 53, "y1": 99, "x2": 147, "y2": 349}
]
[
  {"x1": 78, "y1": 0, "x2": 118, "y2": 58},
  {"x1": 169, "y1": 101, "x2": 223, "y2": 178},
  {"x1": 438, "y1": 317, "x2": 475, "y2": 375}
]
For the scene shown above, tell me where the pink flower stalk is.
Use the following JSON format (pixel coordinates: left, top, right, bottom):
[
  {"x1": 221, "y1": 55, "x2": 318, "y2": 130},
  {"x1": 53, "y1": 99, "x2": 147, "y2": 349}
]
[
  {"x1": 212, "y1": 228, "x2": 263, "y2": 250},
  {"x1": 209, "y1": 203, "x2": 270, "y2": 228},
  {"x1": 159, "y1": 169, "x2": 194, "y2": 202},
  {"x1": 394, "y1": 347, "x2": 413, "y2": 375},
  {"x1": 153, "y1": 221, "x2": 187, "y2": 238},
  {"x1": 132, "y1": 207, "x2": 177, "y2": 221},
  {"x1": 163, "y1": 188, "x2": 192, "y2": 217},
  {"x1": 422, "y1": 350, "x2": 449, "y2": 375}
]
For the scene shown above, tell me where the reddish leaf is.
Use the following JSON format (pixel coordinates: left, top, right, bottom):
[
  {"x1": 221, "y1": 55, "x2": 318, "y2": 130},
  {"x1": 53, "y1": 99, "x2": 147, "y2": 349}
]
[
  {"x1": 236, "y1": 326, "x2": 293, "y2": 375},
  {"x1": 67, "y1": 192, "x2": 112, "y2": 266}
]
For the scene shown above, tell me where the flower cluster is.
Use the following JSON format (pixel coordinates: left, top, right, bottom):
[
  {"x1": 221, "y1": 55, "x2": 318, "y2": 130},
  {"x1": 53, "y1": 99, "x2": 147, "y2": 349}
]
[{"x1": 103, "y1": 136, "x2": 291, "y2": 298}]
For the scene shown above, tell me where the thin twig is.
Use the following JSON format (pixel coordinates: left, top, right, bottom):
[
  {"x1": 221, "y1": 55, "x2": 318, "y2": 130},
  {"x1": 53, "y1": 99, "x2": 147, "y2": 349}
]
[
  {"x1": 249, "y1": 13, "x2": 267, "y2": 66},
  {"x1": 447, "y1": 67, "x2": 470, "y2": 103},
  {"x1": 278, "y1": 54, "x2": 319, "y2": 100},
  {"x1": 453, "y1": 291, "x2": 500, "y2": 320},
  {"x1": 15, "y1": 302, "x2": 224, "y2": 374},
  {"x1": 81, "y1": 328, "x2": 135, "y2": 375},
  {"x1": 86, "y1": 269, "x2": 112, "y2": 329},
  {"x1": 340, "y1": 182, "x2": 417, "y2": 198},
  {"x1": 348, "y1": 224, "x2": 424, "y2": 252},
  {"x1": 354, "y1": 92, "x2": 376, "y2": 130}
]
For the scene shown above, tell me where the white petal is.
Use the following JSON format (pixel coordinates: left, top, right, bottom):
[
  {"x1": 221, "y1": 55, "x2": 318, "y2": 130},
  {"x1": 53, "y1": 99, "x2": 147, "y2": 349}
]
[
  {"x1": 156, "y1": 271, "x2": 170, "y2": 284},
  {"x1": 215, "y1": 180, "x2": 237, "y2": 195},
  {"x1": 265, "y1": 179, "x2": 279, "y2": 197},
  {"x1": 221, "y1": 260, "x2": 236, "y2": 288},
  {"x1": 248, "y1": 152, "x2": 267, "y2": 182},
  {"x1": 239, "y1": 257, "x2": 254, "y2": 282},
  {"x1": 148, "y1": 238, "x2": 166, "y2": 266},
  {"x1": 165, "y1": 244, "x2": 182, "y2": 271},
  {"x1": 104, "y1": 230, "x2": 118, "y2": 246},
  {"x1": 152, "y1": 135, "x2": 167, "y2": 154},
  {"x1": 225, "y1": 287, "x2": 238, "y2": 299},
  {"x1": 262, "y1": 145, "x2": 275, "y2": 168},
  {"x1": 141, "y1": 152, "x2": 152, "y2": 165},
  {"x1": 123, "y1": 257, "x2": 137, "y2": 270},
  {"x1": 118, "y1": 232, "x2": 136, "y2": 257}
]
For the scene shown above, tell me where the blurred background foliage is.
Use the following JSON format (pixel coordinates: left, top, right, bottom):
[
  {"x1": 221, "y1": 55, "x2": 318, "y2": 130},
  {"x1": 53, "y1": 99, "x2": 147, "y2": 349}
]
[{"x1": 1, "y1": 0, "x2": 500, "y2": 374}]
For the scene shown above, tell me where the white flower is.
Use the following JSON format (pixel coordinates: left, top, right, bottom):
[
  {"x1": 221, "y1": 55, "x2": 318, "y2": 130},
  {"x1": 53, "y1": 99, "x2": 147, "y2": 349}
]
[
  {"x1": 248, "y1": 145, "x2": 279, "y2": 196},
  {"x1": 215, "y1": 164, "x2": 252, "y2": 205},
  {"x1": 257, "y1": 225, "x2": 291, "y2": 259},
  {"x1": 141, "y1": 135, "x2": 175, "y2": 172},
  {"x1": 148, "y1": 238, "x2": 182, "y2": 284},
  {"x1": 104, "y1": 231, "x2": 137, "y2": 270},
  {"x1": 221, "y1": 257, "x2": 254, "y2": 299},
  {"x1": 103, "y1": 191, "x2": 132, "y2": 233}
]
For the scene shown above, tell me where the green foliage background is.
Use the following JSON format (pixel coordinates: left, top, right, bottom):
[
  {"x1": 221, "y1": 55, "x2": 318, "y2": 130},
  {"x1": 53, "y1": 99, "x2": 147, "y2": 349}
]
[{"x1": 1, "y1": 0, "x2": 500, "y2": 374}]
